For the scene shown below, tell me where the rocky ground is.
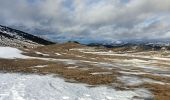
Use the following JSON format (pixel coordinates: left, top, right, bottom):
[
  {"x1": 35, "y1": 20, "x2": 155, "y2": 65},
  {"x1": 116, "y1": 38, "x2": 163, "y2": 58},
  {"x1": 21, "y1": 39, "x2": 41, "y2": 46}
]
[{"x1": 0, "y1": 43, "x2": 170, "y2": 100}]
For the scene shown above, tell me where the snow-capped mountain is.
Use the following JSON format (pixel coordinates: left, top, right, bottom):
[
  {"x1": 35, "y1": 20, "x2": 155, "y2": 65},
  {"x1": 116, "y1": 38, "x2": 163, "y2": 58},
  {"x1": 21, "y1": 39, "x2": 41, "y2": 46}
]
[
  {"x1": 87, "y1": 39, "x2": 170, "y2": 51},
  {"x1": 0, "y1": 25, "x2": 54, "y2": 48}
]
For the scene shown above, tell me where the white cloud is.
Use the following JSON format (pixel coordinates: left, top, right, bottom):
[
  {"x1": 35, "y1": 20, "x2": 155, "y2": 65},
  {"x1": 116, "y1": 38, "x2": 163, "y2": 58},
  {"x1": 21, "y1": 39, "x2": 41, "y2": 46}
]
[{"x1": 0, "y1": 0, "x2": 170, "y2": 41}]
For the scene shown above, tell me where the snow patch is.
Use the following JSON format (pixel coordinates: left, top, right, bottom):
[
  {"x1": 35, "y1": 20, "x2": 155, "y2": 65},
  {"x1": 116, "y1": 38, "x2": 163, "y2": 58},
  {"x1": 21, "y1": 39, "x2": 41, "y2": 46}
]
[
  {"x1": 67, "y1": 66, "x2": 79, "y2": 69},
  {"x1": 90, "y1": 72, "x2": 112, "y2": 75},
  {"x1": 0, "y1": 47, "x2": 29, "y2": 59},
  {"x1": 33, "y1": 65, "x2": 48, "y2": 68},
  {"x1": 35, "y1": 52, "x2": 49, "y2": 56},
  {"x1": 118, "y1": 75, "x2": 167, "y2": 86},
  {"x1": 55, "y1": 53, "x2": 61, "y2": 56},
  {"x1": 0, "y1": 73, "x2": 153, "y2": 100}
]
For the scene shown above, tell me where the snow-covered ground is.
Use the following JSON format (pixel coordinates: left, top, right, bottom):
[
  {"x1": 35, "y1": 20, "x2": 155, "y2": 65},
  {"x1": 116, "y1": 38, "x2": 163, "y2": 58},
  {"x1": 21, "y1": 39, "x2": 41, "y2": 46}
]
[
  {"x1": 0, "y1": 47, "x2": 29, "y2": 59},
  {"x1": 0, "y1": 73, "x2": 153, "y2": 100},
  {"x1": 118, "y1": 76, "x2": 168, "y2": 86},
  {"x1": 2, "y1": 46, "x2": 170, "y2": 99},
  {"x1": 74, "y1": 48, "x2": 170, "y2": 61}
]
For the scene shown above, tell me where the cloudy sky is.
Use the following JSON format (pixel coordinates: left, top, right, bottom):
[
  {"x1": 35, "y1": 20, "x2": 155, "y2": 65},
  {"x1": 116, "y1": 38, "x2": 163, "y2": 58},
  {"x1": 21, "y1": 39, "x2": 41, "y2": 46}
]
[{"x1": 0, "y1": 0, "x2": 170, "y2": 42}]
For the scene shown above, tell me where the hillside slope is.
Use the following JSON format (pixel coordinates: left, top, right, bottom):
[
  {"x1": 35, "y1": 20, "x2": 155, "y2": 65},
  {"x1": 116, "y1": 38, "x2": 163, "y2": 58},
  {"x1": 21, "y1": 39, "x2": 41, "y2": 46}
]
[{"x1": 0, "y1": 25, "x2": 55, "y2": 48}]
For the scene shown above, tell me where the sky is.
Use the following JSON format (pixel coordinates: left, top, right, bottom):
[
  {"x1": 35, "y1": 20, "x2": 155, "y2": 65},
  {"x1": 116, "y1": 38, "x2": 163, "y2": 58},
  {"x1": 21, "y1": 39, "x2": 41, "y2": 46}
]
[{"x1": 0, "y1": 0, "x2": 170, "y2": 43}]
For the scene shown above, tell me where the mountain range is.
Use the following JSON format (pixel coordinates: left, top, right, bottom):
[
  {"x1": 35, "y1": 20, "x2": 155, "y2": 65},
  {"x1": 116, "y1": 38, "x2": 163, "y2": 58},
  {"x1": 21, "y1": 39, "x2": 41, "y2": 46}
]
[{"x1": 1, "y1": 24, "x2": 170, "y2": 51}]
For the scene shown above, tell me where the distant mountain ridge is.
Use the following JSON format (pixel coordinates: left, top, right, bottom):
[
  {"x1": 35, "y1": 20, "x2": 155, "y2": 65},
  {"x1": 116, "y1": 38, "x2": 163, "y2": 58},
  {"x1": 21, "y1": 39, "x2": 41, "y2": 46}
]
[
  {"x1": 87, "y1": 40, "x2": 170, "y2": 51},
  {"x1": 0, "y1": 25, "x2": 55, "y2": 48}
]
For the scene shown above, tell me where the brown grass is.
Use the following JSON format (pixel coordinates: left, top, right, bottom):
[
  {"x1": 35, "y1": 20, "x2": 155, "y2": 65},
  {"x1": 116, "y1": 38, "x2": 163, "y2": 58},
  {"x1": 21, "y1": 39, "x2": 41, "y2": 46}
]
[
  {"x1": 0, "y1": 58, "x2": 118, "y2": 85},
  {"x1": 1, "y1": 43, "x2": 170, "y2": 99},
  {"x1": 143, "y1": 83, "x2": 170, "y2": 100}
]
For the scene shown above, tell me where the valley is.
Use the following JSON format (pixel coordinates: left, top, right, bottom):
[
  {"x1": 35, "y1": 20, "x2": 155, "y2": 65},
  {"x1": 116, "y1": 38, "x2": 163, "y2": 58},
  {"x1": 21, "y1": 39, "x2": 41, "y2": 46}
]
[{"x1": 0, "y1": 43, "x2": 170, "y2": 100}]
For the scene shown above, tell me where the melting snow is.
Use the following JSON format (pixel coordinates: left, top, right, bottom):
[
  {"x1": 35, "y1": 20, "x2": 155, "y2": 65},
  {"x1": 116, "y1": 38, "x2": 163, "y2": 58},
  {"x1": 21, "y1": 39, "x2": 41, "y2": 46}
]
[
  {"x1": 118, "y1": 76, "x2": 167, "y2": 86},
  {"x1": 33, "y1": 65, "x2": 48, "y2": 68},
  {"x1": 90, "y1": 72, "x2": 112, "y2": 75},
  {"x1": 0, "y1": 47, "x2": 29, "y2": 59},
  {"x1": 67, "y1": 66, "x2": 79, "y2": 69},
  {"x1": 35, "y1": 52, "x2": 50, "y2": 56},
  {"x1": 55, "y1": 53, "x2": 62, "y2": 56},
  {"x1": 0, "y1": 73, "x2": 153, "y2": 100}
]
